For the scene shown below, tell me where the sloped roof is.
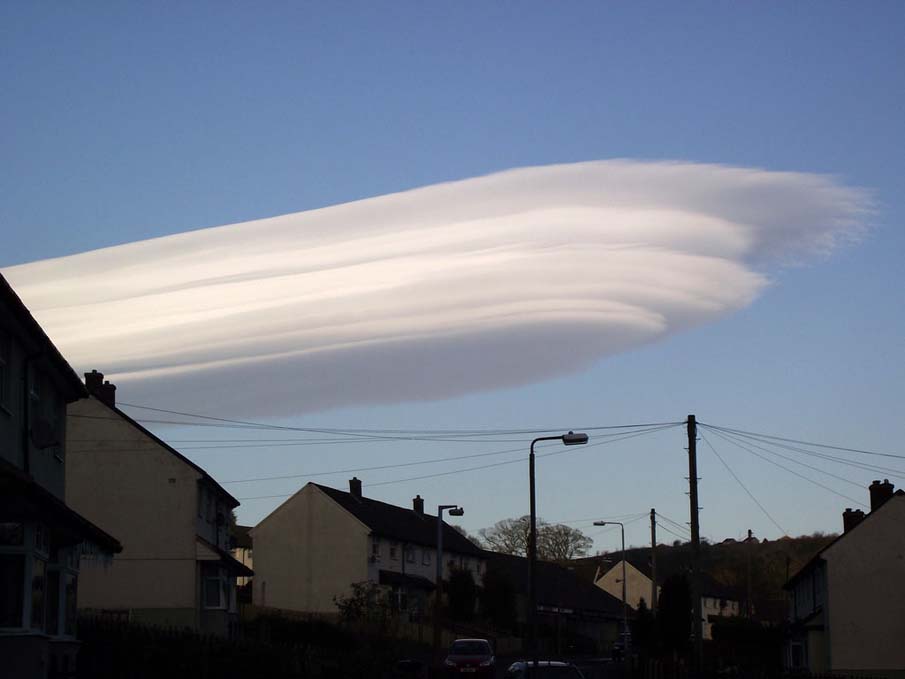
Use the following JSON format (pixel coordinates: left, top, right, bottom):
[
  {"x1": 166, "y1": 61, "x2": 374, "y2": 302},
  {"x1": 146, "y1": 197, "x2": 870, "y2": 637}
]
[
  {"x1": 0, "y1": 457, "x2": 121, "y2": 554},
  {"x1": 784, "y1": 491, "x2": 905, "y2": 589},
  {"x1": 0, "y1": 273, "x2": 85, "y2": 401},
  {"x1": 232, "y1": 524, "x2": 253, "y2": 549},
  {"x1": 484, "y1": 551, "x2": 625, "y2": 619},
  {"x1": 314, "y1": 483, "x2": 483, "y2": 556}
]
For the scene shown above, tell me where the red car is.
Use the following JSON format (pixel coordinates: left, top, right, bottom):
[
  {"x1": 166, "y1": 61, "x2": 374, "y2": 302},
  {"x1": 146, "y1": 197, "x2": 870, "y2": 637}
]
[{"x1": 444, "y1": 638, "x2": 495, "y2": 676}]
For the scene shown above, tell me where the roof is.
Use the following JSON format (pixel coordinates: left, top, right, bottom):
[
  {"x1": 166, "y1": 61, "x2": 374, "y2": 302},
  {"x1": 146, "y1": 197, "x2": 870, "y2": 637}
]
[
  {"x1": 0, "y1": 457, "x2": 122, "y2": 554},
  {"x1": 583, "y1": 549, "x2": 740, "y2": 601},
  {"x1": 197, "y1": 535, "x2": 254, "y2": 577},
  {"x1": 87, "y1": 396, "x2": 241, "y2": 508},
  {"x1": 314, "y1": 483, "x2": 484, "y2": 556},
  {"x1": 784, "y1": 491, "x2": 905, "y2": 589},
  {"x1": 483, "y1": 551, "x2": 625, "y2": 619},
  {"x1": 379, "y1": 569, "x2": 435, "y2": 591},
  {"x1": 0, "y1": 273, "x2": 86, "y2": 401},
  {"x1": 232, "y1": 524, "x2": 253, "y2": 549}
]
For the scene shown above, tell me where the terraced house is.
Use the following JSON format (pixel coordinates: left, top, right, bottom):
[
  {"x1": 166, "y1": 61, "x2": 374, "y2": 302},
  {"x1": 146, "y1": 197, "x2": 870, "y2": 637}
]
[
  {"x1": 65, "y1": 371, "x2": 252, "y2": 637},
  {"x1": 0, "y1": 274, "x2": 122, "y2": 679},
  {"x1": 251, "y1": 478, "x2": 485, "y2": 616}
]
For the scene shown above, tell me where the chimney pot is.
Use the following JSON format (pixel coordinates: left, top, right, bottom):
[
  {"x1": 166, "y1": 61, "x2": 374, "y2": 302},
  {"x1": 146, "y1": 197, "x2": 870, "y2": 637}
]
[
  {"x1": 413, "y1": 495, "x2": 424, "y2": 515},
  {"x1": 85, "y1": 370, "x2": 116, "y2": 407},
  {"x1": 869, "y1": 479, "x2": 895, "y2": 512},
  {"x1": 349, "y1": 477, "x2": 362, "y2": 499},
  {"x1": 843, "y1": 508, "x2": 866, "y2": 533}
]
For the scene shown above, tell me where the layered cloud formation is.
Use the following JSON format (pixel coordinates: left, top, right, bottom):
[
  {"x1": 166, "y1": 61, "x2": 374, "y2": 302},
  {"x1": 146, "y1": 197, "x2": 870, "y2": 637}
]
[{"x1": 4, "y1": 160, "x2": 868, "y2": 416}]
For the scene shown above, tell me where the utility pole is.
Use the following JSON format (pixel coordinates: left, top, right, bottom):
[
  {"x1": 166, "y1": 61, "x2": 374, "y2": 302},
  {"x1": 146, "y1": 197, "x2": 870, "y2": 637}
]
[
  {"x1": 650, "y1": 508, "x2": 658, "y2": 615},
  {"x1": 687, "y1": 414, "x2": 703, "y2": 674}
]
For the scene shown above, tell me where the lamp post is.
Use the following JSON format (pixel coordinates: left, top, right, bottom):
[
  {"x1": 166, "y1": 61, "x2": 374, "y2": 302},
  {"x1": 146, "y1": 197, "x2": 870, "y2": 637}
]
[
  {"x1": 528, "y1": 431, "x2": 588, "y2": 672},
  {"x1": 594, "y1": 520, "x2": 629, "y2": 660},
  {"x1": 434, "y1": 503, "x2": 464, "y2": 662}
]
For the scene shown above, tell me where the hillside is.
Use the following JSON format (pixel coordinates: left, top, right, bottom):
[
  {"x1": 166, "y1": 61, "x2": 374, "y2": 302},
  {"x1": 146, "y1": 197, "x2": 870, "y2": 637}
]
[{"x1": 562, "y1": 532, "x2": 836, "y2": 623}]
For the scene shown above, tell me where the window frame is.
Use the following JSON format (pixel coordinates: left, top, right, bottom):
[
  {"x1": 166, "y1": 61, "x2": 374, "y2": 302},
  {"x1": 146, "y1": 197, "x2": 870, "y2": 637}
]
[
  {"x1": 0, "y1": 329, "x2": 10, "y2": 412},
  {"x1": 0, "y1": 522, "x2": 77, "y2": 637}
]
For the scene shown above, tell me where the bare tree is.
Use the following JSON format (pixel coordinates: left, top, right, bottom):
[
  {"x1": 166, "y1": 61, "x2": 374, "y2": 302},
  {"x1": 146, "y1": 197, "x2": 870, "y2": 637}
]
[
  {"x1": 478, "y1": 515, "x2": 592, "y2": 560},
  {"x1": 539, "y1": 522, "x2": 593, "y2": 560}
]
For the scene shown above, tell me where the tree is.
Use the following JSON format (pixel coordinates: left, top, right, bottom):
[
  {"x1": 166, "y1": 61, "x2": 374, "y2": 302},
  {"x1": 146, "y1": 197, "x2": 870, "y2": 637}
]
[
  {"x1": 478, "y1": 515, "x2": 592, "y2": 560},
  {"x1": 333, "y1": 581, "x2": 393, "y2": 628},
  {"x1": 479, "y1": 565, "x2": 517, "y2": 631},
  {"x1": 540, "y1": 522, "x2": 593, "y2": 560},
  {"x1": 451, "y1": 524, "x2": 481, "y2": 546},
  {"x1": 658, "y1": 574, "x2": 692, "y2": 657},
  {"x1": 447, "y1": 567, "x2": 477, "y2": 622}
]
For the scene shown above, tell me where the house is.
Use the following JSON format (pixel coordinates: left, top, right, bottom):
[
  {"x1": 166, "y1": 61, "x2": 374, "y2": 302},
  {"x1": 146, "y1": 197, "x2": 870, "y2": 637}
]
[
  {"x1": 784, "y1": 480, "x2": 905, "y2": 676},
  {"x1": 484, "y1": 551, "x2": 625, "y2": 655},
  {"x1": 232, "y1": 524, "x2": 254, "y2": 589},
  {"x1": 65, "y1": 371, "x2": 253, "y2": 637},
  {"x1": 594, "y1": 553, "x2": 740, "y2": 639},
  {"x1": 0, "y1": 273, "x2": 122, "y2": 679},
  {"x1": 250, "y1": 478, "x2": 485, "y2": 615}
]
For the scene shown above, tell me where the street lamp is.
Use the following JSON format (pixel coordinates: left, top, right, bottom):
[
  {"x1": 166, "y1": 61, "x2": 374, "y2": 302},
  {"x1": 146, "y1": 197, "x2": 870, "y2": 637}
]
[
  {"x1": 528, "y1": 432, "x2": 588, "y2": 671},
  {"x1": 594, "y1": 520, "x2": 629, "y2": 658},
  {"x1": 434, "y1": 503, "x2": 464, "y2": 661}
]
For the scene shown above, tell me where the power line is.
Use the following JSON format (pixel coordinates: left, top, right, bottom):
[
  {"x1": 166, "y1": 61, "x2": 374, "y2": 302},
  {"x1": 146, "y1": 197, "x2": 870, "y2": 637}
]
[
  {"x1": 700, "y1": 427, "x2": 905, "y2": 480},
  {"x1": 118, "y1": 401, "x2": 681, "y2": 438},
  {"x1": 235, "y1": 424, "x2": 680, "y2": 500},
  {"x1": 699, "y1": 430, "x2": 789, "y2": 537},
  {"x1": 702, "y1": 422, "x2": 905, "y2": 461},
  {"x1": 703, "y1": 426, "x2": 877, "y2": 490},
  {"x1": 658, "y1": 524, "x2": 691, "y2": 543},
  {"x1": 706, "y1": 427, "x2": 868, "y2": 509}
]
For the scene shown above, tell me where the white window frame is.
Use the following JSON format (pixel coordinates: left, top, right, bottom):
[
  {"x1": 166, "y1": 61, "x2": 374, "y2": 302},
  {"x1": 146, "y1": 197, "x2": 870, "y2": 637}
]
[{"x1": 0, "y1": 522, "x2": 76, "y2": 637}]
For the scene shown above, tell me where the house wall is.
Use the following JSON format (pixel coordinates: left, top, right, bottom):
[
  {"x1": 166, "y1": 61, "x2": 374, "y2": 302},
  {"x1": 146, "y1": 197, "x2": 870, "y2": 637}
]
[
  {"x1": 366, "y1": 537, "x2": 484, "y2": 585},
  {"x1": 66, "y1": 397, "x2": 199, "y2": 615},
  {"x1": 824, "y1": 496, "x2": 905, "y2": 672},
  {"x1": 251, "y1": 484, "x2": 370, "y2": 613},
  {"x1": 0, "y1": 316, "x2": 68, "y2": 499},
  {"x1": 595, "y1": 561, "x2": 658, "y2": 610}
]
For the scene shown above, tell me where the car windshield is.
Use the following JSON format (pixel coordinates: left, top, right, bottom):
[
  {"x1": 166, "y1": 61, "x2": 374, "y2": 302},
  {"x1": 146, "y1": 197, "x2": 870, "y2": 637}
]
[{"x1": 450, "y1": 641, "x2": 491, "y2": 655}]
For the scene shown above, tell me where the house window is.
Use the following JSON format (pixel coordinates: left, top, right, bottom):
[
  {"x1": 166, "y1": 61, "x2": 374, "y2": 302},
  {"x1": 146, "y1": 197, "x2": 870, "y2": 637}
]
[
  {"x1": 371, "y1": 539, "x2": 380, "y2": 560},
  {"x1": 203, "y1": 577, "x2": 227, "y2": 609},
  {"x1": 64, "y1": 573, "x2": 77, "y2": 635},
  {"x1": 0, "y1": 330, "x2": 9, "y2": 410},
  {"x1": 30, "y1": 558, "x2": 46, "y2": 629},
  {"x1": 406, "y1": 547, "x2": 415, "y2": 564},
  {"x1": 0, "y1": 522, "x2": 24, "y2": 546},
  {"x1": 422, "y1": 549, "x2": 431, "y2": 566},
  {"x1": 0, "y1": 554, "x2": 25, "y2": 627},
  {"x1": 390, "y1": 543, "x2": 398, "y2": 560}
]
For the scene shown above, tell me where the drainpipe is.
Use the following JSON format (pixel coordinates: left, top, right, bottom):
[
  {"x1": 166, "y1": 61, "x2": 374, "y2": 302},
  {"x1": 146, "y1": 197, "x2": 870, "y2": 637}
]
[{"x1": 21, "y1": 352, "x2": 42, "y2": 475}]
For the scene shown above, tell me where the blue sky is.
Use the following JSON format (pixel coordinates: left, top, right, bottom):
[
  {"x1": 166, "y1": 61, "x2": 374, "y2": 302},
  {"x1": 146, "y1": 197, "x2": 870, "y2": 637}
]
[{"x1": 3, "y1": 2, "x2": 904, "y2": 552}]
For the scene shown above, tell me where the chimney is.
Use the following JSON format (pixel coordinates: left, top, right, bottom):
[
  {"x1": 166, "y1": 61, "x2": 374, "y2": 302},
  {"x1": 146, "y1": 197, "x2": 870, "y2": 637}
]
[
  {"x1": 842, "y1": 508, "x2": 865, "y2": 532},
  {"x1": 349, "y1": 477, "x2": 362, "y2": 500},
  {"x1": 85, "y1": 370, "x2": 116, "y2": 408},
  {"x1": 869, "y1": 479, "x2": 894, "y2": 512},
  {"x1": 413, "y1": 495, "x2": 424, "y2": 515}
]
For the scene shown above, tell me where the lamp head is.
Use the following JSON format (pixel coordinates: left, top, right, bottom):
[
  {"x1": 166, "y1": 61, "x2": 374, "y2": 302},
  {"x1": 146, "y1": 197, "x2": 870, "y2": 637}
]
[
  {"x1": 562, "y1": 431, "x2": 589, "y2": 446},
  {"x1": 448, "y1": 507, "x2": 464, "y2": 517}
]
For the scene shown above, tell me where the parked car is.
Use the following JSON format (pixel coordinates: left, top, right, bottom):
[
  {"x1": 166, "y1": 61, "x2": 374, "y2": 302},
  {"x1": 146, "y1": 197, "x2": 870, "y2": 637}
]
[
  {"x1": 504, "y1": 661, "x2": 586, "y2": 678},
  {"x1": 444, "y1": 638, "x2": 495, "y2": 676}
]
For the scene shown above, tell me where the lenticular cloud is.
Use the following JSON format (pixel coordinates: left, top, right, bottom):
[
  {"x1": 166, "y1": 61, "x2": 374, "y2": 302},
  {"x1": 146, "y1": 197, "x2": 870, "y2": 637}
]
[{"x1": 4, "y1": 160, "x2": 867, "y2": 416}]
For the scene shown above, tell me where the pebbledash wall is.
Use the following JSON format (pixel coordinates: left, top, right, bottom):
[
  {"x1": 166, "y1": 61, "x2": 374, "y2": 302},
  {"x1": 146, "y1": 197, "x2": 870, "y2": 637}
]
[
  {"x1": 251, "y1": 483, "x2": 370, "y2": 613},
  {"x1": 824, "y1": 494, "x2": 905, "y2": 674}
]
